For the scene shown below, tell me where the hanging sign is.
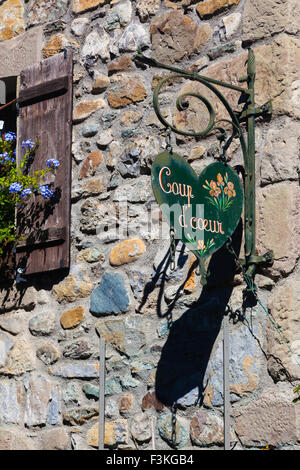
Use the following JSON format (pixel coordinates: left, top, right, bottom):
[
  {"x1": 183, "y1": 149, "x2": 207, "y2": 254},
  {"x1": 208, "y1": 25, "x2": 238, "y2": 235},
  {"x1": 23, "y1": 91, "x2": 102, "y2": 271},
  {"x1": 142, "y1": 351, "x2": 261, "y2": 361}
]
[{"x1": 151, "y1": 151, "x2": 243, "y2": 260}]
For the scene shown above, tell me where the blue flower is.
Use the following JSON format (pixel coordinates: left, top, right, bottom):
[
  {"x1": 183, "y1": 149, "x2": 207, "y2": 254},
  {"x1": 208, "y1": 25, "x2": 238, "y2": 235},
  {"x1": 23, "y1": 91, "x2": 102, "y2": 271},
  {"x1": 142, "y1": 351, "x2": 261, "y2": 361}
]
[
  {"x1": 46, "y1": 158, "x2": 60, "y2": 169},
  {"x1": 4, "y1": 132, "x2": 16, "y2": 142},
  {"x1": 21, "y1": 188, "x2": 32, "y2": 199},
  {"x1": 21, "y1": 139, "x2": 35, "y2": 149},
  {"x1": 9, "y1": 182, "x2": 23, "y2": 193},
  {"x1": 39, "y1": 184, "x2": 54, "y2": 199}
]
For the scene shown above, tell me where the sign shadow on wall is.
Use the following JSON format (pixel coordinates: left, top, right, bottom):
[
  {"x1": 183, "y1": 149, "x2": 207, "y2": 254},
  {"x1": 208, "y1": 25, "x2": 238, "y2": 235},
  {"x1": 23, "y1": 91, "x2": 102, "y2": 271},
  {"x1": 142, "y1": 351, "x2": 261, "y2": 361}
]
[{"x1": 138, "y1": 220, "x2": 243, "y2": 407}]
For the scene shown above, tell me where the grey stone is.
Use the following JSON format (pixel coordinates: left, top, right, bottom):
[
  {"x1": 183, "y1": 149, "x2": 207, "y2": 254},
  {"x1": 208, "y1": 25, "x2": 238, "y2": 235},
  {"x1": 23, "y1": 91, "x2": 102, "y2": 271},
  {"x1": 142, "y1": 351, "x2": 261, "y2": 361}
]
[
  {"x1": 0, "y1": 332, "x2": 14, "y2": 367},
  {"x1": 63, "y1": 382, "x2": 82, "y2": 406},
  {"x1": 105, "y1": 376, "x2": 123, "y2": 395},
  {"x1": 81, "y1": 26, "x2": 110, "y2": 62},
  {"x1": 118, "y1": 23, "x2": 150, "y2": 52},
  {"x1": 0, "y1": 27, "x2": 42, "y2": 79},
  {"x1": 63, "y1": 339, "x2": 93, "y2": 359},
  {"x1": 113, "y1": 175, "x2": 152, "y2": 203},
  {"x1": 120, "y1": 375, "x2": 141, "y2": 389},
  {"x1": 29, "y1": 311, "x2": 56, "y2": 336},
  {"x1": 81, "y1": 121, "x2": 100, "y2": 137},
  {"x1": 157, "y1": 414, "x2": 189, "y2": 449},
  {"x1": 82, "y1": 383, "x2": 99, "y2": 399},
  {"x1": 49, "y1": 363, "x2": 99, "y2": 378},
  {"x1": 130, "y1": 413, "x2": 152, "y2": 442},
  {"x1": 26, "y1": 0, "x2": 69, "y2": 27},
  {"x1": 105, "y1": 0, "x2": 132, "y2": 31},
  {"x1": 90, "y1": 272, "x2": 130, "y2": 316},
  {"x1": 71, "y1": 17, "x2": 89, "y2": 36},
  {"x1": 36, "y1": 342, "x2": 60, "y2": 365},
  {"x1": 0, "y1": 312, "x2": 25, "y2": 335},
  {"x1": 0, "y1": 381, "x2": 22, "y2": 424},
  {"x1": 177, "y1": 387, "x2": 200, "y2": 407},
  {"x1": 24, "y1": 374, "x2": 61, "y2": 427},
  {"x1": 96, "y1": 129, "x2": 113, "y2": 148},
  {"x1": 128, "y1": 269, "x2": 147, "y2": 299},
  {"x1": 63, "y1": 407, "x2": 98, "y2": 426}
]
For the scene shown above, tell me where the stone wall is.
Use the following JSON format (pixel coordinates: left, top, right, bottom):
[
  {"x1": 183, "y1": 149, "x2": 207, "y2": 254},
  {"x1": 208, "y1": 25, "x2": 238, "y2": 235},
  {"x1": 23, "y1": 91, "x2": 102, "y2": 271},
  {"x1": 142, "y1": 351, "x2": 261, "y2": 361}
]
[{"x1": 0, "y1": 0, "x2": 299, "y2": 450}]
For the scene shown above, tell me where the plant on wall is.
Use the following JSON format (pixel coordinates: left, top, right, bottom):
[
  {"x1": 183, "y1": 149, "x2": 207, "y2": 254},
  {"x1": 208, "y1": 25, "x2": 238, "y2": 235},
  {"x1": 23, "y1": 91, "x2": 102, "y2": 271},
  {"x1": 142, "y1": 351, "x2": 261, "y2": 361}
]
[{"x1": 0, "y1": 131, "x2": 60, "y2": 255}]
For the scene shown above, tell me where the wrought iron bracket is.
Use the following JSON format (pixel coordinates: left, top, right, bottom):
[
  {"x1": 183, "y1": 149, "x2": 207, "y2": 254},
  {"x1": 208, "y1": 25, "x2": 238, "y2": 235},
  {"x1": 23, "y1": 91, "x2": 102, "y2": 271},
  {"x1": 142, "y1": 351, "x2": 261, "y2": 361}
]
[{"x1": 133, "y1": 48, "x2": 274, "y2": 290}]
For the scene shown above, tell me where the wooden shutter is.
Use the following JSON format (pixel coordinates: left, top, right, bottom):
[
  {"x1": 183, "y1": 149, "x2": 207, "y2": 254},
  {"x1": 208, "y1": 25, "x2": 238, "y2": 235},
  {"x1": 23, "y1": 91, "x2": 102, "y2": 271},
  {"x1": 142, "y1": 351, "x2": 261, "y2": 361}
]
[{"x1": 15, "y1": 51, "x2": 73, "y2": 275}]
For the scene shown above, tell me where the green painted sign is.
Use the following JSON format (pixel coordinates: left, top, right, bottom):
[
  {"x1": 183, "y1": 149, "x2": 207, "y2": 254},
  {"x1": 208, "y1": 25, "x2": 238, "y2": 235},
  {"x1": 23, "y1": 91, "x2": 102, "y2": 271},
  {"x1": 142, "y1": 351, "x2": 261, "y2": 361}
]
[{"x1": 151, "y1": 151, "x2": 244, "y2": 260}]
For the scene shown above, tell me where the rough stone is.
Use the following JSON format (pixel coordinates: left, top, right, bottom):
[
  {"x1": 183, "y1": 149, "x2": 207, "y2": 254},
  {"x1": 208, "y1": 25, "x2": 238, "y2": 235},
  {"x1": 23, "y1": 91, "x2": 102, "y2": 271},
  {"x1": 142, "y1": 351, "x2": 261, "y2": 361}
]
[
  {"x1": 0, "y1": 340, "x2": 36, "y2": 376},
  {"x1": 52, "y1": 268, "x2": 93, "y2": 303},
  {"x1": 108, "y1": 55, "x2": 133, "y2": 74},
  {"x1": 0, "y1": 381, "x2": 23, "y2": 424},
  {"x1": 257, "y1": 182, "x2": 300, "y2": 276},
  {"x1": 79, "y1": 151, "x2": 104, "y2": 179},
  {"x1": 234, "y1": 384, "x2": 299, "y2": 447},
  {"x1": 96, "y1": 129, "x2": 113, "y2": 148},
  {"x1": 73, "y1": 98, "x2": 107, "y2": 123},
  {"x1": 95, "y1": 317, "x2": 147, "y2": 358},
  {"x1": 60, "y1": 306, "x2": 85, "y2": 329},
  {"x1": 90, "y1": 272, "x2": 130, "y2": 316},
  {"x1": 81, "y1": 27, "x2": 110, "y2": 62},
  {"x1": 0, "y1": 429, "x2": 34, "y2": 450},
  {"x1": 259, "y1": 120, "x2": 300, "y2": 185},
  {"x1": 24, "y1": 374, "x2": 61, "y2": 427},
  {"x1": 63, "y1": 407, "x2": 98, "y2": 426},
  {"x1": 113, "y1": 175, "x2": 152, "y2": 203},
  {"x1": 26, "y1": 0, "x2": 69, "y2": 27},
  {"x1": 0, "y1": 0, "x2": 24, "y2": 42},
  {"x1": 0, "y1": 331, "x2": 14, "y2": 367},
  {"x1": 82, "y1": 383, "x2": 99, "y2": 399},
  {"x1": 157, "y1": 414, "x2": 189, "y2": 449},
  {"x1": 29, "y1": 311, "x2": 56, "y2": 336},
  {"x1": 242, "y1": 0, "x2": 300, "y2": 43},
  {"x1": 222, "y1": 12, "x2": 241, "y2": 39},
  {"x1": 267, "y1": 279, "x2": 300, "y2": 380},
  {"x1": 196, "y1": 0, "x2": 241, "y2": 19},
  {"x1": 119, "y1": 393, "x2": 134, "y2": 415},
  {"x1": 72, "y1": 0, "x2": 107, "y2": 14},
  {"x1": 130, "y1": 413, "x2": 152, "y2": 442},
  {"x1": 63, "y1": 382, "x2": 82, "y2": 405},
  {"x1": 109, "y1": 239, "x2": 146, "y2": 266},
  {"x1": 151, "y1": 10, "x2": 212, "y2": 64},
  {"x1": 105, "y1": 0, "x2": 132, "y2": 31},
  {"x1": 92, "y1": 72, "x2": 110, "y2": 93},
  {"x1": 43, "y1": 33, "x2": 80, "y2": 58},
  {"x1": 118, "y1": 23, "x2": 150, "y2": 52},
  {"x1": 0, "y1": 26, "x2": 42, "y2": 79},
  {"x1": 0, "y1": 312, "x2": 25, "y2": 335},
  {"x1": 173, "y1": 35, "x2": 300, "y2": 132},
  {"x1": 87, "y1": 419, "x2": 129, "y2": 448},
  {"x1": 142, "y1": 391, "x2": 164, "y2": 411},
  {"x1": 41, "y1": 428, "x2": 71, "y2": 450},
  {"x1": 63, "y1": 339, "x2": 93, "y2": 359},
  {"x1": 49, "y1": 363, "x2": 99, "y2": 378},
  {"x1": 81, "y1": 121, "x2": 100, "y2": 137},
  {"x1": 136, "y1": 0, "x2": 160, "y2": 21},
  {"x1": 190, "y1": 410, "x2": 224, "y2": 447},
  {"x1": 108, "y1": 73, "x2": 147, "y2": 108},
  {"x1": 80, "y1": 199, "x2": 117, "y2": 236},
  {"x1": 77, "y1": 246, "x2": 105, "y2": 264},
  {"x1": 36, "y1": 342, "x2": 60, "y2": 365},
  {"x1": 71, "y1": 17, "x2": 89, "y2": 36}
]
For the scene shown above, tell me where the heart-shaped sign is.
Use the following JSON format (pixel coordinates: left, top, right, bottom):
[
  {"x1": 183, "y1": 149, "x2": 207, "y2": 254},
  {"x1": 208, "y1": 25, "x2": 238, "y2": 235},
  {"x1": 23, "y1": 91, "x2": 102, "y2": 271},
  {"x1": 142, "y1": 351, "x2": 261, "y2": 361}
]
[{"x1": 151, "y1": 151, "x2": 243, "y2": 260}]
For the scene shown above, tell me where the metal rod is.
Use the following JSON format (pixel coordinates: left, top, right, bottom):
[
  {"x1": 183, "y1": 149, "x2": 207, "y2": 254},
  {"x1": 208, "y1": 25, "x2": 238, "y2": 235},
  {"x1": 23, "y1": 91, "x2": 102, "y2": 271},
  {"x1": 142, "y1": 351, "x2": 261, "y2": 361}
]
[
  {"x1": 98, "y1": 337, "x2": 106, "y2": 451},
  {"x1": 223, "y1": 314, "x2": 230, "y2": 450}
]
